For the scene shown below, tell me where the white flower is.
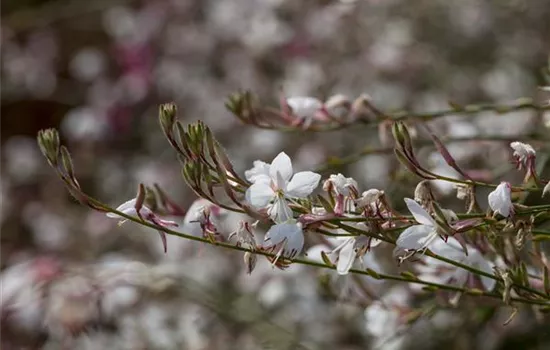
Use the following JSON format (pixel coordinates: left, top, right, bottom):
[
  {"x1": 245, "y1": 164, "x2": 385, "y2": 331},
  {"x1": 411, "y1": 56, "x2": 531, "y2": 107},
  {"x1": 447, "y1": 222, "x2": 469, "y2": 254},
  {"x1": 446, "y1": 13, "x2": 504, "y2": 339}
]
[
  {"x1": 332, "y1": 236, "x2": 379, "y2": 275},
  {"x1": 355, "y1": 189, "x2": 384, "y2": 209},
  {"x1": 543, "y1": 182, "x2": 550, "y2": 198},
  {"x1": 420, "y1": 237, "x2": 495, "y2": 291},
  {"x1": 510, "y1": 141, "x2": 535, "y2": 166},
  {"x1": 107, "y1": 198, "x2": 178, "y2": 253},
  {"x1": 286, "y1": 96, "x2": 323, "y2": 118},
  {"x1": 364, "y1": 286, "x2": 410, "y2": 350},
  {"x1": 488, "y1": 182, "x2": 513, "y2": 217},
  {"x1": 323, "y1": 173, "x2": 358, "y2": 196},
  {"x1": 396, "y1": 198, "x2": 440, "y2": 251},
  {"x1": 263, "y1": 221, "x2": 304, "y2": 260},
  {"x1": 244, "y1": 160, "x2": 271, "y2": 183},
  {"x1": 331, "y1": 224, "x2": 381, "y2": 275},
  {"x1": 245, "y1": 152, "x2": 321, "y2": 223}
]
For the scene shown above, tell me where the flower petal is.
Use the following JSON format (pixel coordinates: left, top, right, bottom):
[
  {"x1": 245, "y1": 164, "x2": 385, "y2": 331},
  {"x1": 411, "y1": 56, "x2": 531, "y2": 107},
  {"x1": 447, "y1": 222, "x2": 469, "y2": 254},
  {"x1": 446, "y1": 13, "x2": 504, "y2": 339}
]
[
  {"x1": 269, "y1": 152, "x2": 293, "y2": 183},
  {"x1": 285, "y1": 225, "x2": 304, "y2": 258},
  {"x1": 264, "y1": 222, "x2": 303, "y2": 258},
  {"x1": 404, "y1": 198, "x2": 435, "y2": 226},
  {"x1": 245, "y1": 160, "x2": 271, "y2": 183},
  {"x1": 337, "y1": 239, "x2": 356, "y2": 275},
  {"x1": 267, "y1": 197, "x2": 293, "y2": 223},
  {"x1": 286, "y1": 171, "x2": 321, "y2": 198},
  {"x1": 488, "y1": 182, "x2": 512, "y2": 217},
  {"x1": 106, "y1": 198, "x2": 137, "y2": 218},
  {"x1": 287, "y1": 97, "x2": 323, "y2": 118},
  {"x1": 246, "y1": 183, "x2": 275, "y2": 208},
  {"x1": 428, "y1": 237, "x2": 465, "y2": 260},
  {"x1": 470, "y1": 250, "x2": 496, "y2": 291},
  {"x1": 396, "y1": 224, "x2": 434, "y2": 250}
]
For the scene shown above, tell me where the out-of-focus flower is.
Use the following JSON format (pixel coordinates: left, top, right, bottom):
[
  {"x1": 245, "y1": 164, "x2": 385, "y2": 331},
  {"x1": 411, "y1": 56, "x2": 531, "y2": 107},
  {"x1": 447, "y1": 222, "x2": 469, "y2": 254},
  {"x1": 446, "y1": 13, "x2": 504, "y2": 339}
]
[
  {"x1": 286, "y1": 96, "x2": 323, "y2": 119},
  {"x1": 396, "y1": 198, "x2": 440, "y2": 251},
  {"x1": 45, "y1": 274, "x2": 101, "y2": 339},
  {"x1": 262, "y1": 221, "x2": 304, "y2": 261},
  {"x1": 543, "y1": 182, "x2": 550, "y2": 198},
  {"x1": 488, "y1": 182, "x2": 513, "y2": 218},
  {"x1": 510, "y1": 141, "x2": 535, "y2": 167},
  {"x1": 420, "y1": 237, "x2": 495, "y2": 291},
  {"x1": 245, "y1": 152, "x2": 321, "y2": 223},
  {"x1": 107, "y1": 198, "x2": 178, "y2": 252},
  {"x1": 62, "y1": 107, "x2": 109, "y2": 142},
  {"x1": 0, "y1": 257, "x2": 62, "y2": 332},
  {"x1": 364, "y1": 286, "x2": 410, "y2": 350}
]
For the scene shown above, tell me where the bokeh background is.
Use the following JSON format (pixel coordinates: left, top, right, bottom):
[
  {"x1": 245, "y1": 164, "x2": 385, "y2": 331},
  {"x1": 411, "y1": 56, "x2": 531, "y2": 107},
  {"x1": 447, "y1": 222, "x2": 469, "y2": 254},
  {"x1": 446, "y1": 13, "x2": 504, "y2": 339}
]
[{"x1": 2, "y1": 0, "x2": 550, "y2": 349}]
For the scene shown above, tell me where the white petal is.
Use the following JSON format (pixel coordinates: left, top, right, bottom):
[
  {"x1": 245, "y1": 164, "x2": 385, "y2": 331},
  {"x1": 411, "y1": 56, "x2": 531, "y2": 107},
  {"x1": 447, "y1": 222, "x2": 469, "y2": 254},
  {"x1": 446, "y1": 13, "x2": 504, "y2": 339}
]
[
  {"x1": 246, "y1": 183, "x2": 275, "y2": 208},
  {"x1": 286, "y1": 171, "x2": 321, "y2": 198},
  {"x1": 470, "y1": 250, "x2": 496, "y2": 291},
  {"x1": 396, "y1": 225, "x2": 434, "y2": 250},
  {"x1": 428, "y1": 237, "x2": 465, "y2": 260},
  {"x1": 269, "y1": 152, "x2": 293, "y2": 183},
  {"x1": 337, "y1": 239, "x2": 356, "y2": 275},
  {"x1": 488, "y1": 182, "x2": 512, "y2": 217},
  {"x1": 404, "y1": 198, "x2": 435, "y2": 226},
  {"x1": 244, "y1": 160, "x2": 271, "y2": 183},
  {"x1": 287, "y1": 96, "x2": 322, "y2": 118},
  {"x1": 106, "y1": 198, "x2": 137, "y2": 218},
  {"x1": 264, "y1": 222, "x2": 304, "y2": 257},
  {"x1": 268, "y1": 197, "x2": 294, "y2": 223},
  {"x1": 285, "y1": 225, "x2": 304, "y2": 258}
]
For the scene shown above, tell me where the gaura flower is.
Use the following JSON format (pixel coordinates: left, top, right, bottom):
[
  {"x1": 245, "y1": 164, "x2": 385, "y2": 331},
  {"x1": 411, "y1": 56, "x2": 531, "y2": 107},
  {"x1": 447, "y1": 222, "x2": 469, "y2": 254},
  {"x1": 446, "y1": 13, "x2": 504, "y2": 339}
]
[
  {"x1": 262, "y1": 221, "x2": 304, "y2": 266},
  {"x1": 364, "y1": 286, "x2": 410, "y2": 349},
  {"x1": 323, "y1": 173, "x2": 358, "y2": 196},
  {"x1": 355, "y1": 189, "x2": 384, "y2": 210},
  {"x1": 510, "y1": 141, "x2": 535, "y2": 168},
  {"x1": 286, "y1": 96, "x2": 323, "y2": 119},
  {"x1": 245, "y1": 152, "x2": 321, "y2": 223},
  {"x1": 323, "y1": 173, "x2": 358, "y2": 215},
  {"x1": 107, "y1": 198, "x2": 178, "y2": 253},
  {"x1": 244, "y1": 160, "x2": 271, "y2": 183},
  {"x1": 488, "y1": 182, "x2": 513, "y2": 218},
  {"x1": 331, "y1": 226, "x2": 381, "y2": 275},
  {"x1": 396, "y1": 198, "x2": 443, "y2": 251},
  {"x1": 419, "y1": 237, "x2": 495, "y2": 291}
]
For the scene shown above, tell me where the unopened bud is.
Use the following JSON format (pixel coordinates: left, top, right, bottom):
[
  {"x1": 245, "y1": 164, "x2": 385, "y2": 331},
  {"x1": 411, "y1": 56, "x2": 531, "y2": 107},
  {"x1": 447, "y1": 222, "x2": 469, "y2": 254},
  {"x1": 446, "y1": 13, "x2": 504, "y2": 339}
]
[
  {"x1": 159, "y1": 103, "x2": 177, "y2": 135},
  {"x1": 243, "y1": 252, "x2": 257, "y2": 274},
  {"x1": 325, "y1": 94, "x2": 351, "y2": 119},
  {"x1": 494, "y1": 268, "x2": 513, "y2": 305},
  {"x1": 37, "y1": 128, "x2": 61, "y2": 166},
  {"x1": 414, "y1": 180, "x2": 435, "y2": 207}
]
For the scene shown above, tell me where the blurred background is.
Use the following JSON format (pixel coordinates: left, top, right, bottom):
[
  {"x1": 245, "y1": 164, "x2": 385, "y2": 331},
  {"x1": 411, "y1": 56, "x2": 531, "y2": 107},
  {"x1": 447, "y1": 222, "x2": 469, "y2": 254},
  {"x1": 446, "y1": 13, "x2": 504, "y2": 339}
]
[{"x1": 2, "y1": 0, "x2": 550, "y2": 349}]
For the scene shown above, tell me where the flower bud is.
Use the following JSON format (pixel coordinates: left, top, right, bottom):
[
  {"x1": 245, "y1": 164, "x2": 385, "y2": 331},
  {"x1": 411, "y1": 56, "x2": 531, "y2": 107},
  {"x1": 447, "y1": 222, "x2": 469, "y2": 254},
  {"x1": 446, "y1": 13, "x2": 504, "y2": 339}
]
[
  {"x1": 243, "y1": 252, "x2": 257, "y2": 275},
  {"x1": 159, "y1": 102, "x2": 177, "y2": 135},
  {"x1": 37, "y1": 128, "x2": 61, "y2": 166},
  {"x1": 325, "y1": 94, "x2": 351, "y2": 119},
  {"x1": 414, "y1": 180, "x2": 434, "y2": 207}
]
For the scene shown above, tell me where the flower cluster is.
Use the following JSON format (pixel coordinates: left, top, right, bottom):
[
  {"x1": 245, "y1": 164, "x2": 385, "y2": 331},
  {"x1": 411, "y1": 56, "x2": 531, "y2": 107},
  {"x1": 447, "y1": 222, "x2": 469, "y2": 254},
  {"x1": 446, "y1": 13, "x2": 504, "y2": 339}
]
[{"x1": 34, "y1": 97, "x2": 550, "y2": 348}]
